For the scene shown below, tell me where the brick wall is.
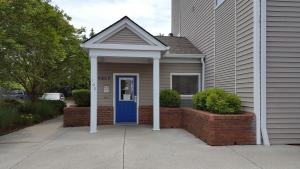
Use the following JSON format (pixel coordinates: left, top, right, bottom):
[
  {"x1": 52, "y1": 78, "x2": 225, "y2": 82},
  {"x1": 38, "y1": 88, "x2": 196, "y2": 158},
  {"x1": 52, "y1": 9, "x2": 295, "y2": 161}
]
[
  {"x1": 139, "y1": 106, "x2": 153, "y2": 125},
  {"x1": 182, "y1": 108, "x2": 256, "y2": 145},
  {"x1": 64, "y1": 106, "x2": 113, "y2": 127}
]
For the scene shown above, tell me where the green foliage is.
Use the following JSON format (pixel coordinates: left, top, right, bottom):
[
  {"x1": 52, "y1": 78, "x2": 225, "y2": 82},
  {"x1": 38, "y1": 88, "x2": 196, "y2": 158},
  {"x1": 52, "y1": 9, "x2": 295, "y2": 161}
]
[
  {"x1": 20, "y1": 100, "x2": 64, "y2": 121},
  {"x1": 16, "y1": 114, "x2": 34, "y2": 126},
  {"x1": 160, "y1": 89, "x2": 181, "y2": 107},
  {"x1": 72, "y1": 89, "x2": 90, "y2": 107},
  {"x1": 0, "y1": 99, "x2": 23, "y2": 108},
  {"x1": 192, "y1": 88, "x2": 242, "y2": 114},
  {"x1": 0, "y1": 107, "x2": 18, "y2": 129},
  {"x1": 0, "y1": 0, "x2": 89, "y2": 100}
]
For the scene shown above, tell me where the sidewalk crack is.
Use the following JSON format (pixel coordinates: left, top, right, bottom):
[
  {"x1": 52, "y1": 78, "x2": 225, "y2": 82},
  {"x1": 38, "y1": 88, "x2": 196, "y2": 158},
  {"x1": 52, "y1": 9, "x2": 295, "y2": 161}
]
[{"x1": 122, "y1": 127, "x2": 127, "y2": 169}]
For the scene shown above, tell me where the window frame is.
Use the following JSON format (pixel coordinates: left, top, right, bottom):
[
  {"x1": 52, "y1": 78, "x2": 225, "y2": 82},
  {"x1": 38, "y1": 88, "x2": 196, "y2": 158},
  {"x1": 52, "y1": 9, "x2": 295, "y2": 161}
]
[
  {"x1": 215, "y1": 0, "x2": 226, "y2": 9},
  {"x1": 170, "y1": 73, "x2": 201, "y2": 98}
]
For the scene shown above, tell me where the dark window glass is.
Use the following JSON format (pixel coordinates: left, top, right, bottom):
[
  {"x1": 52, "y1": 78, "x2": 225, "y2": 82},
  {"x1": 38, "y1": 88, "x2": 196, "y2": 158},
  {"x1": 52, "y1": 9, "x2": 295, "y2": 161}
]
[{"x1": 172, "y1": 75, "x2": 199, "y2": 95}]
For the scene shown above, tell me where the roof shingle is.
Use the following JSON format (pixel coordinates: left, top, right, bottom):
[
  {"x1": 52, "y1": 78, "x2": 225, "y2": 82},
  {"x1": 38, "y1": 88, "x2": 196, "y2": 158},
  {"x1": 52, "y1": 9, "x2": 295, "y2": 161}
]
[{"x1": 155, "y1": 36, "x2": 202, "y2": 54}]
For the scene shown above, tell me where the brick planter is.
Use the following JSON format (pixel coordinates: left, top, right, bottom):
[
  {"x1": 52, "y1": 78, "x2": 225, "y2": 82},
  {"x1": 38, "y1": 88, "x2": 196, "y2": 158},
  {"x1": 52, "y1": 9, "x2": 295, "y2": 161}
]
[
  {"x1": 160, "y1": 107, "x2": 182, "y2": 128},
  {"x1": 182, "y1": 108, "x2": 256, "y2": 146},
  {"x1": 63, "y1": 106, "x2": 113, "y2": 127}
]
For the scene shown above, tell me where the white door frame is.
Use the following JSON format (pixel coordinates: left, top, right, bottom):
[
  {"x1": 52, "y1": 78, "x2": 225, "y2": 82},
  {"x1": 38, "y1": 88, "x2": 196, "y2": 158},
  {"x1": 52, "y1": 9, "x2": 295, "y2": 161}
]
[{"x1": 113, "y1": 73, "x2": 140, "y2": 125}]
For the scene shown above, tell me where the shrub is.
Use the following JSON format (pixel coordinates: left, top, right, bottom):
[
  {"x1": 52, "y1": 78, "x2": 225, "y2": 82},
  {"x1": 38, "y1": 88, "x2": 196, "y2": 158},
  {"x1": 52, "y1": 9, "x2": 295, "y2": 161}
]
[
  {"x1": 72, "y1": 89, "x2": 90, "y2": 107},
  {"x1": 0, "y1": 99, "x2": 22, "y2": 109},
  {"x1": 20, "y1": 101, "x2": 61, "y2": 121},
  {"x1": 0, "y1": 107, "x2": 18, "y2": 129},
  {"x1": 40, "y1": 100, "x2": 66, "y2": 114},
  {"x1": 160, "y1": 89, "x2": 181, "y2": 107},
  {"x1": 193, "y1": 88, "x2": 242, "y2": 114},
  {"x1": 16, "y1": 114, "x2": 34, "y2": 125}
]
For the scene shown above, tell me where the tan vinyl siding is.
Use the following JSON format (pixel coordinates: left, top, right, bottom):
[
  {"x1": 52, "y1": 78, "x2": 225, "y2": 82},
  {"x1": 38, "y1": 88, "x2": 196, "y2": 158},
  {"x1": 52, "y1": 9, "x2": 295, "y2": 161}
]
[
  {"x1": 172, "y1": 0, "x2": 254, "y2": 112},
  {"x1": 98, "y1": 63, "x2": 152, "y2": 106},
  {"x1": 98, "y1": 62, "x2": 202, "y2": 107},
  {"x1": 236, "y1": 0, "x2": 254, "y2": 112},
  {"x1": 174, "y1": 0, "x2": 215, "y2": 88},
  {"x1": 266, "y1": 0, "x2": 300, "y2": 144},
  {"x1": 215, "y1": 0, "x2": 236, "y2": 93},
  {"x1": 160, "y1": 63, "x2": 202, "y2": 89},
  {"x1": 102, "y1": 27, "x2": 149, "y2": 45}
]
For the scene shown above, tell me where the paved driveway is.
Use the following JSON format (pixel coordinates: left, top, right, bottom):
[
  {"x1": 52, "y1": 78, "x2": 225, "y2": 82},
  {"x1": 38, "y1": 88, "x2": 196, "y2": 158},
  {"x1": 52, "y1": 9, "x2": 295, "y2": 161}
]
[{"x1": 0, "y1": 117, "x2": 300, "y2": 169}]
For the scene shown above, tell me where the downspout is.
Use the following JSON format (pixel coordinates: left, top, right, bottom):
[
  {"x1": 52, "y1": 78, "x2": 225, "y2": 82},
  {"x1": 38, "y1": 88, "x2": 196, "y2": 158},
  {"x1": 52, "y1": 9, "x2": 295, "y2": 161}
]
[
  {"x1": 201, "y1": 57, "x2": 205, "y2": 90},
  {"x1": 260, "y1": 0, "x2": 270, "y2": 146},
  {"x1": 253, "y1": 0, "x2": 262, "y2": 145},
  {"x1": 254, "y1": 0, "x2": 270, "y2": 145}
]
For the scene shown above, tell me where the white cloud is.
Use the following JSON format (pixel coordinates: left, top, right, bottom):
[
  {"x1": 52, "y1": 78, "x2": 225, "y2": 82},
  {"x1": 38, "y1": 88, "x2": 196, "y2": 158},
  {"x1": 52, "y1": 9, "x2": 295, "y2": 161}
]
[{"x1": 51, "y1": 0, "x2": 171, "y2": 36}]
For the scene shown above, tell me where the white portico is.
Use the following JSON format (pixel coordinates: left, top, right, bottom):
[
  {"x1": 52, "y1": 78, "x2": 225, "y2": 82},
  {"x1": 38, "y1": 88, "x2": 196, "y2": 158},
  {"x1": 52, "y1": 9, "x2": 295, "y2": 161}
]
[{"x1": 81, "y1": 16, "x2": 169, "y2": 132}]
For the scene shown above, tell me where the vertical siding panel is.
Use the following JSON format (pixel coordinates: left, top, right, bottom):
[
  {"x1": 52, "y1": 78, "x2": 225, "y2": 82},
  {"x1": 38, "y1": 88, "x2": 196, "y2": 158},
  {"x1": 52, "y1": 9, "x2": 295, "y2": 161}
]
[
  {"x1": 172, "y1": 0, "x2": 215, "y2": 88},
  {"x1": 266, "y1": 0, "x2": 300, "y2": 144},
  {"x1": 236, "y1": 0, "x2": 254, "y2": 112},
  {"x1": 215, "y1": 0, "x2": 236, "y2": 93}
]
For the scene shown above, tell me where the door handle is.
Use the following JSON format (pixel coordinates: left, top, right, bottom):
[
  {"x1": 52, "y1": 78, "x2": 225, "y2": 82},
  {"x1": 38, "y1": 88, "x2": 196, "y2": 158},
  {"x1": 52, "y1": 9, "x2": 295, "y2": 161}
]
[{"x1": 134, "y1": 96, "x2": 137, "y2": 103}]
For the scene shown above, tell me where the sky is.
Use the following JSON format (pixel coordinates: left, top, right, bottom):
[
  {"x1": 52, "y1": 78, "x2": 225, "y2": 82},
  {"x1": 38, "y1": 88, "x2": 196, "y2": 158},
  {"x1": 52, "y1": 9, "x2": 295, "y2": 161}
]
[{"x1": 51, "y1": 0, "x2": 171, "y2": 36}]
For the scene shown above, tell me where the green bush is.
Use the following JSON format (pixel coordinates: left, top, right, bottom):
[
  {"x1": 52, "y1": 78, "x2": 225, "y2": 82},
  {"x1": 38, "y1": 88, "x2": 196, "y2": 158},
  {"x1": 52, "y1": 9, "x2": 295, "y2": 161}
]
[
  {"x1": 20, "y1": 101, "x2": 62, "y2": 121},
  {"x1": 0, "y1": 107, "x2": 18, "y2": 129},
  {"x1": 0, "y1": 99, "x2": 22, "y2": 109},
  {"x1": 16, "y1": 114, "x2": 34, "y2": 125},
  {"x1": 160, "y1": 89, "x2": 181, "y2": 107},
  {"x1": 192, "y1": 88, "x2": 242, "y2": 114},
  {"x1": 72, "y1": 89, "x2": 90, "y2": 107},
  {"x1": 40, "y1": 100, "x2": 66, "y2": 114}
]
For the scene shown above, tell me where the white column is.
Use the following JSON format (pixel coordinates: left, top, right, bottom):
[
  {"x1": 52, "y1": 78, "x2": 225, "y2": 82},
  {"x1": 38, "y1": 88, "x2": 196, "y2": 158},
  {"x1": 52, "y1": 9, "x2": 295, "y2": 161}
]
[
  {"x1": 153, "y1": 58, "x2": 160, "y2": 130},
  {"x1": 90, "y1": 56, "x2": 98, "y2": 133}
]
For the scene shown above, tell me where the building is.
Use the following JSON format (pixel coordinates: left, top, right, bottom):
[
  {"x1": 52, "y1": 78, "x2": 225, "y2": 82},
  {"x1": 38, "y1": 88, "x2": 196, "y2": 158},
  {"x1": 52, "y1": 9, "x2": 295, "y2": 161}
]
[{"x1": 171, "y1": 0, "x2": 300, "y2": 145}]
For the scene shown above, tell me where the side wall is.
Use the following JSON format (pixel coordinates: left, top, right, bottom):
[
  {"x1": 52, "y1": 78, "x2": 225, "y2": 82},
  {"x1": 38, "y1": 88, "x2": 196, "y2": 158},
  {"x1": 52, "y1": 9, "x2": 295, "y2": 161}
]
[
  {"x1": 97, "y1": 62, "x2": 202, "y2": 106},
  {"x1": 266, "y1": 0, "x2": 300, "y2": 144},
  {"x1": 171, "y1": 0, "x2": 254, "y2": 112}
]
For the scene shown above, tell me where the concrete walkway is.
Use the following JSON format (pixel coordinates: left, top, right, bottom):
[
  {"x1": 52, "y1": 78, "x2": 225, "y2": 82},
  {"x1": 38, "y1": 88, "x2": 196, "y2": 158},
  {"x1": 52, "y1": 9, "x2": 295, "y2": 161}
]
[{"x1": 0, "y1": 117, "x2": 300, "y2": 169}]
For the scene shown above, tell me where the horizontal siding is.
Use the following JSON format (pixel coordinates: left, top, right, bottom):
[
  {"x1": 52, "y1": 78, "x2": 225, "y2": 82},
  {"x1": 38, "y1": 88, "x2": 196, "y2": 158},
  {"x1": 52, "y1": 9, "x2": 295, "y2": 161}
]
[
  {"x1": 266, "y1": 0, "x2": 300, "y2": 144},
  {"x1": 98, "y1": 63, "x2": 152, "y2": 106},
  {"x1": 178, "y1": 0, "x2": 215, "y2": 88},
  {"x1": 236, "y1": 0, "x2": 254, "y2": 112},
  {"x1": 98, "y1": 62, "x2": 202, "y2": 107},
  {"x1": 215, "y1": 0, "x2": 236, "y2": 93},
  {"x1": 102, "y1": 27, "x2": 149, "y2": 45}
]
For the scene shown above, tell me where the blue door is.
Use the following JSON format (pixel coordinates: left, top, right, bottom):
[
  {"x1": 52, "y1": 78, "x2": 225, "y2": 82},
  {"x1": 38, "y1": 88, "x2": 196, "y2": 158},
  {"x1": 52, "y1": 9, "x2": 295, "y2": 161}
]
[{"x1": 116, "y1": 76, "x2": 137, "y2": 123}]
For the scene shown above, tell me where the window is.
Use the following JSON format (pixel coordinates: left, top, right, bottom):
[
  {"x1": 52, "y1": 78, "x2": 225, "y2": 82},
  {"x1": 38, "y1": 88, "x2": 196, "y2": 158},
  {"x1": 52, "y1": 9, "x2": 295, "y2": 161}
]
[
  {"x1": 215, "y1": 0, "x2": 225, "y2": 8},
  {"x1": 171, "y1": 73, "x2": 200, "y2": 96},
  {"x1": 119, "y1": 78, "x2": 134, "y2": 101}
]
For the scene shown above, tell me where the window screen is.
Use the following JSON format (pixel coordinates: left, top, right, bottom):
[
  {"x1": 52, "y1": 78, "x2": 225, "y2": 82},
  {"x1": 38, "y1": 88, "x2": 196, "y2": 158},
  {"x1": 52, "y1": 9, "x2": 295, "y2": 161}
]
[{"x1": 172, "y1": 75, "x2": 199, "y2": 95}]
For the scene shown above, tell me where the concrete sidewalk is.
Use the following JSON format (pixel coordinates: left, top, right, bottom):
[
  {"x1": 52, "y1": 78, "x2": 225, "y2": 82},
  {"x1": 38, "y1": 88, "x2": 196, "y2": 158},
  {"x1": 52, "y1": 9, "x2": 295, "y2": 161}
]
[{"x1": 0, "y1": 117, "x2": 299, "y2": 169}]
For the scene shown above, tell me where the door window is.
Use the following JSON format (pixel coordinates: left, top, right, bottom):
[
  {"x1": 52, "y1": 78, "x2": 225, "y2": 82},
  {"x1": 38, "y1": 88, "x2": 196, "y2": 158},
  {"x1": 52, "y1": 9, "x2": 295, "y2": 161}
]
[{"x1": 119, "y1": 78, "x2": 134, "y2": 101}]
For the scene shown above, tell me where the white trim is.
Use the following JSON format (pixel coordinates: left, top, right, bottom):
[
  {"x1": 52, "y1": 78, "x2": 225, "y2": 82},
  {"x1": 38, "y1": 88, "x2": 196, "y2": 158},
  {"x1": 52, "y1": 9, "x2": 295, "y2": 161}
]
[
  {"x1": 113, "y1": 73, "x2": 140, "y2": 125},
  {"x1": 153, "y1": 58, "x2": 160, "y2": 130},
  {"x1": 163, "y1": 53, "x2": 205, "y2": 59},
  {"x1": 82, "y1": 43, "x2": 167, "y2": 51},
  {"x1": 260, "y1": 0, "x2": 270, "y2": 146},
  {"x1": 90, "y1": 57, "x2": 98, "y2": 133},
  {"x1": 170, "y1": 73, "x2": 201, "y2": 96},
  {"x1": 253, "y1": 0, "x2": 262, "y2": 145},
  {"x1": 160, "y1": 58, "x2": 202, "y2": 64},
  {"x1": 89, "y1": 49, "x2": 161, "y2": 59},
  {"x1": 201, "y1": 58, "x2": 205, "y2": 90}
]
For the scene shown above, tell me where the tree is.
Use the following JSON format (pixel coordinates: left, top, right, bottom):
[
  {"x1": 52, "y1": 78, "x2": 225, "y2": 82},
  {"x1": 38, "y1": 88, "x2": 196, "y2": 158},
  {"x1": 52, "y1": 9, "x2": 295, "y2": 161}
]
[
  {"x1": 89, "y1": 28, "x2": 95, "y2": 38},
  {"x1": 0, "y1": 0, "x2": 89, "y2": 101}
]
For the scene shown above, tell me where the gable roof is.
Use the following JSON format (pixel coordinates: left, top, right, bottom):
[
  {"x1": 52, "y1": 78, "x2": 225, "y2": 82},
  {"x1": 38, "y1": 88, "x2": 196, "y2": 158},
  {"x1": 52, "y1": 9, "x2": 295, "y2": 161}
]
[
  {"x1": 82, "y1": 16, "x2": 167, "y2": 48},
  {"x1": 155, "y1": 36, "x2": 202, "y2": 54}
]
